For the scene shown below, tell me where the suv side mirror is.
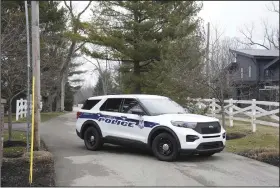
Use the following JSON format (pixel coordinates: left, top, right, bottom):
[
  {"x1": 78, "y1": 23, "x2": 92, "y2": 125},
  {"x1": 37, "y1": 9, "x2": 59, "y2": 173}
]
[{"x1": 131, "y1": 108, "x2": 145, "y2": 116}]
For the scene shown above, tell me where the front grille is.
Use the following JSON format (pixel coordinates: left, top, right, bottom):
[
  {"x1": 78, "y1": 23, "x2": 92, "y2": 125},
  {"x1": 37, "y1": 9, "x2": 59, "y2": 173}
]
[
  {"x1": 203, "y1": 135, "x2": 220, "y2": 138},
  {"x1": 194, "y1": 122, "x2": 221, "y2": 134},
  {"x1": 197, "y1": 141, "x2": 223, "y2": 150}
]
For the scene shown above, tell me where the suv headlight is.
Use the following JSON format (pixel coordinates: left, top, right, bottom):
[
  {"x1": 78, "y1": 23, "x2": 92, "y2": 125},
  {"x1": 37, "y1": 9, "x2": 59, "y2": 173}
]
[{"x1": 171, "y1": 121, "x2": 197, "y2": 128}]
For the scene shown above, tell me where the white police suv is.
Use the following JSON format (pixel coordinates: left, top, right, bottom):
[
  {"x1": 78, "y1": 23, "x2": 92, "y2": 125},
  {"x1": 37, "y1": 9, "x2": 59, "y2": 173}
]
[{"x1": 76, "y1": 94, "x2": 226, "y2": 161}]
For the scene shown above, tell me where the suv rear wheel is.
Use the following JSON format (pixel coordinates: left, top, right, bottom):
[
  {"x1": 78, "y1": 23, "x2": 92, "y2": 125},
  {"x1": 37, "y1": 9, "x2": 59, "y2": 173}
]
[
  {"x1": 84, "y1": 127, "x2": 103, "y2": 151},
  {"x1": 152, "y1": 133, "x2": 179, "y2": 161}
]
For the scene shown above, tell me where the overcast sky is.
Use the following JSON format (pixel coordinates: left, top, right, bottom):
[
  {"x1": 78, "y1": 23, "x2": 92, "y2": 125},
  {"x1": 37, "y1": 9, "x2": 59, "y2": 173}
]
[{"x1": 68, "y1": 1, "x2": 279, "y2": 88}]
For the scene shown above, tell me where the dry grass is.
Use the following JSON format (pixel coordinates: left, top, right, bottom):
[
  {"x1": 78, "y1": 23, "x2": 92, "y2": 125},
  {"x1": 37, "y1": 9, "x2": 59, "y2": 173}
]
[
  {"x1": 4, "y1": 112, "x2": 66, "y2": 123},
  {"x1": 237, "y1": 148, "x2": 279, "y2": 166},
  {"x1": 222, "y1": 120, "x2": 279, "y2": 166},
  {"x1": 224, "y1": 120, "x2": 279, "y2": 153}
]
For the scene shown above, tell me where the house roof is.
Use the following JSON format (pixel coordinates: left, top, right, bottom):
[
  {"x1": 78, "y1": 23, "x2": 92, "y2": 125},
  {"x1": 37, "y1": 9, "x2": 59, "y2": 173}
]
[
  {"x1": 264, "y1": 57, "x2": 280, "y2": 69},
  {"x1": 230, "y1": 49, "x2": 279, "y2": 58}
]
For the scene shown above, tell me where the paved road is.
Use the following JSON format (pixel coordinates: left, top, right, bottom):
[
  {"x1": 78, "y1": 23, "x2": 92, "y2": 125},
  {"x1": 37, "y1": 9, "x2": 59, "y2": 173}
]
[{"x1": 41, "y1": 113, "x2": 279, "y2": 186}]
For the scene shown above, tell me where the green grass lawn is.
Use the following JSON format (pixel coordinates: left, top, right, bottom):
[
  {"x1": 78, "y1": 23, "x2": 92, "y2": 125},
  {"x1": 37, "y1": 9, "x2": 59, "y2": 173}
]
[
  {"x1": 4, "y1": 112, "x2": 66, "y2": 123},
  {"x1": 3, "y1": 112, "x2": 66, "y2": 157},
  {"x1": 223, "y1": 120, "x2": 279, "y2": 153},
  {"x1": 257, "y1": 116, "x2": 279, "y2": 123},
  {"x1": 3, "y1": 130, "x2": 28, "y2": 157}
]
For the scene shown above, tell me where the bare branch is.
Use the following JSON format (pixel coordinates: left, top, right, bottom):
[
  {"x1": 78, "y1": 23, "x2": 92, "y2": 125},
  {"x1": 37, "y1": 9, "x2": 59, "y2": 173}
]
[
  {"x1": 77, "y1": 1, "x2": 92, "y2": 19},
  {"x1": 64, "y1": 1, "x2": 74, "y2": 18},
  {"x1": 74, "y1": 42, "x2": 86, "y2": 53},
  {"x1": 239, "y1": 23, "x2": 270, "y2": 50},
  {"x1": 266, "y1": 1, "x2": 279, "y2": 13}
]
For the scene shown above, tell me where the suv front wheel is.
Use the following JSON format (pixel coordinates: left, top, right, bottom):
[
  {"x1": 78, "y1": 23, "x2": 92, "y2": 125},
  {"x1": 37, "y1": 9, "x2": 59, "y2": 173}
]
[
  {"x1": 152, "y1": 133, "x2": 179, "y2": 161},
  {"x1": 84, "y1": 127, "x2": 103, "y2": 151}
]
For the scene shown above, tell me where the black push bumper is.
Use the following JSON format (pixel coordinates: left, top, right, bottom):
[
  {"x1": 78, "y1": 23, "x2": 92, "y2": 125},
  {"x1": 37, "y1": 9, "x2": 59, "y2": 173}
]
[{"x1": 180, "y1": 141, "x2": 225, "y2": 155}]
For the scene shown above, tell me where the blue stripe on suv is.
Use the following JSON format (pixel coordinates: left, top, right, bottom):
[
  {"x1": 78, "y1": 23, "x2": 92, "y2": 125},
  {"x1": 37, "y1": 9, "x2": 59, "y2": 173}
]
[{"x1": 78, "y1": 112, "x2": 158, "y2": 128}]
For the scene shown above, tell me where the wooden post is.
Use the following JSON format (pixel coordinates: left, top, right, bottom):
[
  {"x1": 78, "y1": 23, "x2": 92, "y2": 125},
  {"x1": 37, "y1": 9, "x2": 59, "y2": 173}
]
[
  {"x1": 16, "y1": 100, "x2": 20, "y2": 121},
  {"x1": 198, "y1": 98, "x2": 202, "y2": 109},
  {"x1": 211, "y1": 98, "x2": 216, "y2": 117},
  {"x1": 0, "y1": 99, "x2": 7, "y2": 175},
  {"x1": 20, "y1": 98, "x2": 24, "y2": 119},
  {"x1": 31, "y1": 1, "x2": 41, "y2": 150},
  {"x1": 229, "y1": 98, "x2": 233, "y2": 127},
  {"x1": 251, "y1": 99, "x2": 256, "y2": 132}
]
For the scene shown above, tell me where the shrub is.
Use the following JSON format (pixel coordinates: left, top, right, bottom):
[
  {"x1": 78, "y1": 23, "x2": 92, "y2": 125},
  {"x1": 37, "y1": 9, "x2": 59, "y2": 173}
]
[
  {"x1": 1, "y1": 140, "x2": 55, "y2": 187},
  {"x1": 226, "y1": 132, "x2": 247, "y2": 140},
  {"x1": 238, "y1": 148, "x2": 279, "y2": 167}
]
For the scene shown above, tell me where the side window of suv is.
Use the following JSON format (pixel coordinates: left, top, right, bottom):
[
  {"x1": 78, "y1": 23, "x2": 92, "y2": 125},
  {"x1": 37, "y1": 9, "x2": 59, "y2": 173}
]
[
  {"x1": 82, "y1": 99, "x2": 101, "y2": 110},
  {"x1": 121, "y1": 98, "x2": 145, "y2": 114},
  {"x1": 100, "y1": 98, "x2": 123, "y2": 112}
]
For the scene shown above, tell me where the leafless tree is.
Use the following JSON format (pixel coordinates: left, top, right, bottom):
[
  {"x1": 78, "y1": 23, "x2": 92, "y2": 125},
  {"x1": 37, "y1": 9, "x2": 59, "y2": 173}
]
[
  {"x1": 58, "y1": 1, "x2": 92, "y2": 112},
  {"x1": 1, "y1": 10, "x2": 27, "y2": 140},
  {"x1": 196, "y1": 24, "x2": 251, "y2": 127},
  {"x1": 83, "y1": 53, "x2": 114, "y2": 95},
  {"x1": 238, "y1": 1, "x2": 279, "y2": 50}
]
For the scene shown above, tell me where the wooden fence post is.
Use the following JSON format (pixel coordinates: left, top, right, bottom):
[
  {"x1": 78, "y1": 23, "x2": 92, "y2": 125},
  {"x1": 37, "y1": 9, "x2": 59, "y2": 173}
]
[
  {"x1": 20, "y1": 98, "x2": 24, "y2": 119},
  {"x1": 211, "y1": 98, "x2": 216, "y2": 117},
  {"x1": 16, "y1": 100, "x2": 20, "y2": 121},
  {"x1": 1, "y1": 99, "x2": 7, "y2": 173},
  {"x1": 198, "y1": 98, "x2": 202, "y2": 109},
  {"x1": 24, "y1": 100, "x2": 28, "y2": 118},
  {"x1": 229, "y1": 98, "x2": 233, "y2": 127},
  {"x1": 251, "y1": 99, "x2": 256, "y2": 132}
]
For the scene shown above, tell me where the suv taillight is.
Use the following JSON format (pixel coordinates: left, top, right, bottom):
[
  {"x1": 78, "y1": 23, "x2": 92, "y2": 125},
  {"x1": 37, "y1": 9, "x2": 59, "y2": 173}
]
[{"x1": 77, "y1": 112, "x2": 81, "y2": 119}]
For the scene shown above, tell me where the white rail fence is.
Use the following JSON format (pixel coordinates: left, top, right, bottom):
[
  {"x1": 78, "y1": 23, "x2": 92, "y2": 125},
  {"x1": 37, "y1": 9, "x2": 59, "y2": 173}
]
[
  {"x1": 73, "y1": 104, "x2": 83, "y2": 112},
  {"x1": 16, "y1": 98, "x2": 42, "y2": 121},
  {"x1": 187, "y1": 98, "x2": 279, "y2": 132}
]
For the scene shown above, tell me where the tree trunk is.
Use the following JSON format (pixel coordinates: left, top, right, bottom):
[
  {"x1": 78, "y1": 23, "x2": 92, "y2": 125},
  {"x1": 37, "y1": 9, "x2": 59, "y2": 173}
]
[
  {"x1": 0, "y1": 102, "x2": 5, "y2": 171},
  {"x1": 220, "y1": 79, "x2": 226, "y2": 127},
  {"x1": 43, "y1": 95, "x2": 53, "y2": 112},
  {"x1": 60, "y1": 40, "x2": 76, "y2": 112},
  {"x1": 56, "y1": 96, "x2": 61, "y2": 112},
  {"x1": 221, "y1": 102, "x2": 226, "y2": 128},
  {"x1": 133, "y1": 61, "x2": 141, "y2": 94},
  {"x1": 8, "y1": 104, "x2": 12, "y2": 141},
  {"x1": 101, "y1": 72, "x2": 107, "y2": 95},
  {"x1": 60, "y1": 73, "x2": 66, "y2": 112},
  {"x1": 48, "y1": 95, "x2": 53, "y2": 112}
]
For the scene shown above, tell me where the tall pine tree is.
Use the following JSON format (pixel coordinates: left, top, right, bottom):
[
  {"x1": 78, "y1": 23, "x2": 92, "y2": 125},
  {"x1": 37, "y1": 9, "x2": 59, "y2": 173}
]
[{"x1": 83, "y1": 1, "x2": 202, "y2": 93}]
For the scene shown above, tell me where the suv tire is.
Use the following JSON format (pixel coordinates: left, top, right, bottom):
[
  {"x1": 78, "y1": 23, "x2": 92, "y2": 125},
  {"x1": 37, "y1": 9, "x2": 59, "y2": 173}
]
[
  {"x1": 84, "y1": 126, "x2": 103, "y2": 151},
  {"x1": 152, "y1": 132, "x2": 178, "y2": 161}
]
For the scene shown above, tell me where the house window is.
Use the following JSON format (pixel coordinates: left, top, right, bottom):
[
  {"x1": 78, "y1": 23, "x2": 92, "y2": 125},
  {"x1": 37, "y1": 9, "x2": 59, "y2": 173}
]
[
  {"x1": 248, "y1": 66, "x2": 252, "y2": 78},
  {"x1": 241, "y1": 67, "x2": 243, "y2": 79},
  {"x1": 265, "y1": 70, "x2": 269, "y2": 77}
]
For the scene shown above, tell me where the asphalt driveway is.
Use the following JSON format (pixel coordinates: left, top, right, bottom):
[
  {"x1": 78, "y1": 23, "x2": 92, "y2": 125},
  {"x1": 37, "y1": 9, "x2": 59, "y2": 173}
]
[{"x1": 41, "y1": 112, "x2": 279, "y2": 186}]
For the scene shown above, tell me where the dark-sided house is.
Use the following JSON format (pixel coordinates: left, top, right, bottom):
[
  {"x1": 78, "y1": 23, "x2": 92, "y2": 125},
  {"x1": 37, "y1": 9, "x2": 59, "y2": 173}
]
[{"x1": 225, "y1": 49, "x2": 279, "y2": 101}]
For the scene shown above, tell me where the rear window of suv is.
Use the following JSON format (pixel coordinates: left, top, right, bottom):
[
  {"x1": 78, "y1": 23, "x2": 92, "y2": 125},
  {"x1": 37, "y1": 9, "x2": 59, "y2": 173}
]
[
  {"x1": 100, "y1": 98, "x2": 123, "y2": 112},
  {"x1": 82, "y1": 99, "x2": 101, "y2": 110}
]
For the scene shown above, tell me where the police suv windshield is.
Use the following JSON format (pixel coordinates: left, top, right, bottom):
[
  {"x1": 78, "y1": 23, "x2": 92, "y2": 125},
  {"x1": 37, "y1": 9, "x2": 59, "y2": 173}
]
[{"x1": 139, "y1": 98, "x2": 186, "y2": 116}]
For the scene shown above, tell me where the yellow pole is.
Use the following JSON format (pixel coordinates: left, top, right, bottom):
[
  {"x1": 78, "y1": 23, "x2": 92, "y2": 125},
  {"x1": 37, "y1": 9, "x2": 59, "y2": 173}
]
[{"x1": 29, "y1": 76, "x2": 35, "y2": 184}]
